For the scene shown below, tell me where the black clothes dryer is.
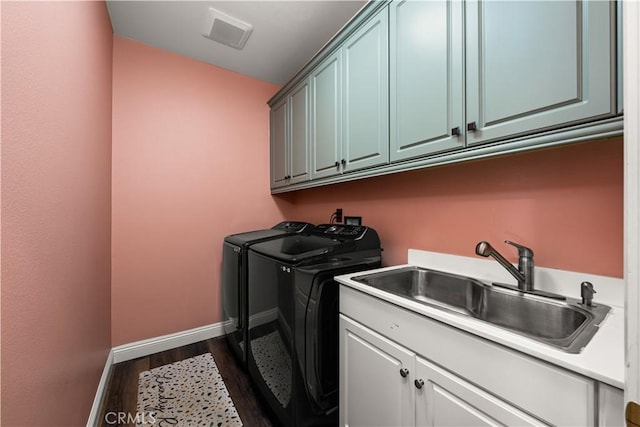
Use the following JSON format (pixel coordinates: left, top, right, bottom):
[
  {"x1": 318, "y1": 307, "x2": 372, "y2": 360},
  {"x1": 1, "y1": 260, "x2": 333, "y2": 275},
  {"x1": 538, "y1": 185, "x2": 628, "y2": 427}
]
[
  {"x1": 246, "y1": 224, "x2": 382, "y2": 427},
  {"x1": 222, "y1": 221, "x2": 313, "y2": 368}
]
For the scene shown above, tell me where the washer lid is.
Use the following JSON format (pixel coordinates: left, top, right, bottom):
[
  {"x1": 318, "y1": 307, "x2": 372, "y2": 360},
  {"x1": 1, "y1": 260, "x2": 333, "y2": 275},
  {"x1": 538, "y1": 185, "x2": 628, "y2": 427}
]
[
  {"x1": 224, "y1": 221, "x2": 313, "y2": 246},
  {"x1": 250, "y1": 234, "x2": 344, "y2": 262},
  {"x1": 224, "y1": 228, "x2": 288, "y2": 246}
]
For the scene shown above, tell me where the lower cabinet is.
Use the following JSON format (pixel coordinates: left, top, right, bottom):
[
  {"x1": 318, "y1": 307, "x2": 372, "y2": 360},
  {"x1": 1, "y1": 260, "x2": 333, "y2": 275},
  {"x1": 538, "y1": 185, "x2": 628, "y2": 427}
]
[
  {"x1": 599, "y1": 383, "x2": 625, "y2": 427},
  {"x1": 339, "y1": 285, "x2": 624, "y2": 427},
  {"x1": 415, "y1": 356, "x2": 542, "y2": 426},
  {"x1": 340, "y1": 314, "x2": 415, "y2": 426},
  {"x1": 340, "y1": 315, "x2": 540, "y2": 427}
]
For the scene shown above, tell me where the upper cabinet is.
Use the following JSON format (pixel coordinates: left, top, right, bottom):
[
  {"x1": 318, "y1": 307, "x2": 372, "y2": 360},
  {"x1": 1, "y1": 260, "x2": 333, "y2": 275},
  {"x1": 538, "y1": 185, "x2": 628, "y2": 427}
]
[
  {"x1": 270, "y1": 98, "x2": 288, "y2": 189},
  {"x1": 390, "y1": 0, "x2": 615, "y2": 160},
  {"x1": 310, "y1": 7, "x2": 390, "y2": 181},
  {"x1": 270, "y1": 79, "x2": 311, "y2": 189},
  {"x1": 269, "y1": 0, "x2": 621, "y2": 192},
  {"x1": 389, "y1": 0, "x2": 464, "y2": 162},
  {"x1": 289, "y1": 80, "x2": 311, "y2": 182},
  {"x1": 311, "y1": 51, "x2": 342, "y2": 180},
  {"x1": 465, "y1": 0, "x2": 615, "y2": 145},
  {"x1": 342, "y1": 7, "x2": 389, "y2": 172}
]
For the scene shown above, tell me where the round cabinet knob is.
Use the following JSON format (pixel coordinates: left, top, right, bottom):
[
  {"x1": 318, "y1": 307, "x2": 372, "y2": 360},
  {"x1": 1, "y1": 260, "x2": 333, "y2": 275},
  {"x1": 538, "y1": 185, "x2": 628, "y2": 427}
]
[
  {"x1": 414, "y1": 379, "x2": 425, "y2": 389},
  {"x1": 399, "y1": 368, "x2": 409, "y2": 378}
]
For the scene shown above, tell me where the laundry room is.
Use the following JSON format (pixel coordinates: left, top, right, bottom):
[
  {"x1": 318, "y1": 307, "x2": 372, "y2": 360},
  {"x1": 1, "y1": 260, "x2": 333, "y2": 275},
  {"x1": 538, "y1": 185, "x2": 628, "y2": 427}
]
[{"x1": 1, "y1": 1, "x2": 637, "y2": 426}]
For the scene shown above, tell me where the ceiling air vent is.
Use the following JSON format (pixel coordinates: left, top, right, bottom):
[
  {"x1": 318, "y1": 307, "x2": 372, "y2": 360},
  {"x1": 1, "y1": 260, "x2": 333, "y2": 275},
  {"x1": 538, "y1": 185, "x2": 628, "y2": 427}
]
[{"x1": 202, "y1": 8, "x2": 253, "y2": 50}]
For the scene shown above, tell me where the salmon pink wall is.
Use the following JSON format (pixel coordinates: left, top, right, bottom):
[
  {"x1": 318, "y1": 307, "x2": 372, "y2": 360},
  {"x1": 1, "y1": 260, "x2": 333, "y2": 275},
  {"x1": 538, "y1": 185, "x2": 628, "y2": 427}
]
[
  {"x1": 111, "y1": 37, "x2": 288, "y2": 346},
  {"x1": 1, "y1": 2, "x2": 113, "y2": 425},
  {"x1": 290, "y1": 137, "x2": 623, "y2": 277}
]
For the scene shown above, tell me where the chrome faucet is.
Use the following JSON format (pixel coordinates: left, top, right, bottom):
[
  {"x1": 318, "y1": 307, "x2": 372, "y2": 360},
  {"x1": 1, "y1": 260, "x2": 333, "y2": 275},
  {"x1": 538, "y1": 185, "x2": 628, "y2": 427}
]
[{"x1": 475, "y1": 240, "x2": 535, "y2": 291}]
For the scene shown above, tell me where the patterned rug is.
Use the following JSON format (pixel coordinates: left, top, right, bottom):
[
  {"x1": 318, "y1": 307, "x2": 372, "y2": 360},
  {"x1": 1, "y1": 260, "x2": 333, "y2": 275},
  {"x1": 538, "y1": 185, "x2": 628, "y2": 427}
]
[{"x1": 136, "y1": 353, "x2": 242, "y2": 426}]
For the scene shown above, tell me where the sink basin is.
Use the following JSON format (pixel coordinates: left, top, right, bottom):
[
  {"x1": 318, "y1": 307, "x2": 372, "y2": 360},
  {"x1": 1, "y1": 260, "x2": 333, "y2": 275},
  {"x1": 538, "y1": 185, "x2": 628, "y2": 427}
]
[{"x1": 352, "y1": 266, "x2": 610, "y2": 353}]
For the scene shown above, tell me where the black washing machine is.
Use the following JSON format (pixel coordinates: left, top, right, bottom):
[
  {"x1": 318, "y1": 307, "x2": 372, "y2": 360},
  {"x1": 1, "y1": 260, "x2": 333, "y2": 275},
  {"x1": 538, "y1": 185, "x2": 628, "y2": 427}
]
[
  {"x1": 222, "y1": 221, "x2": 313, "y2": 368},
  {"x1": 246, "y1": 224, "x2": 382, "y2": 426}
]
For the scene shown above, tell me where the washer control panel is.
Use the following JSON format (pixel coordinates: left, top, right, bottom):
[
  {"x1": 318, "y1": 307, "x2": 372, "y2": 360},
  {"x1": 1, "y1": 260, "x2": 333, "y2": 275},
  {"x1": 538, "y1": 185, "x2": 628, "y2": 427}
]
[
  {"x1": 312, "y1": 224, "x2": 366, "y2": 239},
  {"x1": 273, "y1": 221, "x2": 313, "y2": 233}
]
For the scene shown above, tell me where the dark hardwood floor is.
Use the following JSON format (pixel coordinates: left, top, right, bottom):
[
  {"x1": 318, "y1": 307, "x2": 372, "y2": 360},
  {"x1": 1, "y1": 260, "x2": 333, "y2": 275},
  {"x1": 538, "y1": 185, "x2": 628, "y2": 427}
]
[{"x1": 98, "y1": 337, "x2": 273, "y2": 427}]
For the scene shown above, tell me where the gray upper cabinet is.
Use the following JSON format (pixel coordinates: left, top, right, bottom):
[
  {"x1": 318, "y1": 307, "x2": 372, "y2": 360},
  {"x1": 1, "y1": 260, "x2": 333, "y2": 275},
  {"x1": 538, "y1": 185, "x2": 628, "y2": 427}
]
[
  {"x1": 289, "y1": 80, "x2": 311, "y2": 183},
  {"x1": 342, "y1": 6, "x2": 389, "y2": 172},
  {"x1": 311, "y1": 51, "x2": 342, "y2": 180},
  {"x1": 390, "y1": 0, "x2": 465, "y2": 162},
  {"x1": 465, "y1": 0, "x2": 615, "y2": 145},
  {"x1": 270, "y1": 98, "x2": 288, "y2": 189},
  {"x1": 270, "y1": 79, "x2": 311, "y2": 189},
  {"x1": 310, "y1": 6, "x2": 389, "y2": 180},
  {"x1": 269, "y1": 0, "x2": 621, "y2": 193}
]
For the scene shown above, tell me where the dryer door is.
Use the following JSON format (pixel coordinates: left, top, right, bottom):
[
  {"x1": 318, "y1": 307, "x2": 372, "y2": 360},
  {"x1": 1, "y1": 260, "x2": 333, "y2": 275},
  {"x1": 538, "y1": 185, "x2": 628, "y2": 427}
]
[
  {"x1": 295, "y1": 270, "x2": 338, "y2": 414},
  {"x1": 296, "y1": 259, "x2": 382, "y2": 416},
  {"x1": 304, "y1": 274, "x2": 339, "y2": 411}
]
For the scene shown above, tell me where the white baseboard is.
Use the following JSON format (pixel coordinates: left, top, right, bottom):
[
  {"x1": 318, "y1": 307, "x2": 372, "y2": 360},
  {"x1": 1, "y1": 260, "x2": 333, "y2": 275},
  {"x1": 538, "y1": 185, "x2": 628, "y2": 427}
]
[
  {"x1": 86, "y1": 348, "x2": 114, "y2": 427},
  {"x1": 112, "y1": 321, "x2": 228, "y2": 363},
  {"x1": 87, "y1": 321, "x2": 228, "y2": 426}
]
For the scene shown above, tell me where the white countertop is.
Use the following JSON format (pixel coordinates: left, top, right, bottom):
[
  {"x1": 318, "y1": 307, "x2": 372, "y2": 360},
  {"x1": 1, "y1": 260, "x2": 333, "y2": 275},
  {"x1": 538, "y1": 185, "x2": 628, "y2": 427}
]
[{"x1": 336, "y1": 249, "x2": 625, "y2": 389}]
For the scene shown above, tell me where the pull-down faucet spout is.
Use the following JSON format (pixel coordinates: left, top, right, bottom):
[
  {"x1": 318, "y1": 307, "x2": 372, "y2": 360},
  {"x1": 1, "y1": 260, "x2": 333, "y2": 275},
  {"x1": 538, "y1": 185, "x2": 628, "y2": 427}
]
[{"x1": 475, "y1": 240, "x2": 534, "y2": 291}]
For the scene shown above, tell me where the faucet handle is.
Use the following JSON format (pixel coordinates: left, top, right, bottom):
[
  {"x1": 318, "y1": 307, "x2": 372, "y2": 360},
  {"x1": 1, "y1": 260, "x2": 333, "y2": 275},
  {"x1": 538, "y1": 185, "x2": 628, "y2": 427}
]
[{"x1": 505, "y1": 240, "x2": 534, "y2": 258}]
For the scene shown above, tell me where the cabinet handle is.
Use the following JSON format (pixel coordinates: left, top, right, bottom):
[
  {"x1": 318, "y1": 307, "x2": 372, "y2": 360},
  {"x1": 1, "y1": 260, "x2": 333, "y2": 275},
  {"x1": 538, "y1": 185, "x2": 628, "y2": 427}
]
[
  {"x1": 467, "y1": 122, "x2": 477, "y2": 132},
  {"x1": 335, "y1": 161, "x2": 340, "y2": 168},
  {"x1": 451, "y1": 127, "x2": 460, "y2": 136},
  {"x1": 399, "y1": 368, "x2": 409, "y2": 378},
  {"x1": 414, "y1": 379, "x2": 425, "y2": 389},
  {"x1": 341, "y1": 159, "x2": 346, "y2": 166}
]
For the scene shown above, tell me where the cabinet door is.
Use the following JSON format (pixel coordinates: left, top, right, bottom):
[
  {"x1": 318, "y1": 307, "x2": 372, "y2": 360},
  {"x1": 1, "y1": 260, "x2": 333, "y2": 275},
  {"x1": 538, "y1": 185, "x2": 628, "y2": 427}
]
[
  {"x1": 270, "y1": 98, "x2": 288, "y2": 188},
  {"x1": 598, "y1": 383, "x2": 624, "y2": 427},
  {"x1": 288, "y1": 80, "x2": 310, "y2": 184},
  {"x1": 311, "y1": 51, "x2": 342, "y2": 179},
  {"x1": 389, "y1": 0, "x2": 464, "y2": 162},
  {"x1": 340, "y1": 315, "x2": 414, "y2": 427},
  {"x1": 415, "y1": 356, "x2": 544, "y2": 427},
  {"x1": 342, "y1": 6, "x2": 389, "y2": 172},
  {"x1": 465, "y1": 0, "x2": 615, "y2": 146}
]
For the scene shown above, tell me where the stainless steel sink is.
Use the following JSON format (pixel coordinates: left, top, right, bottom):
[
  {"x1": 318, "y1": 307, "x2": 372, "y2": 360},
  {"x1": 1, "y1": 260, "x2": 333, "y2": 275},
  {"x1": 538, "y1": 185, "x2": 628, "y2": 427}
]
[{"x1": 352, "y1": 266, "x2": 610, "y2": 353}]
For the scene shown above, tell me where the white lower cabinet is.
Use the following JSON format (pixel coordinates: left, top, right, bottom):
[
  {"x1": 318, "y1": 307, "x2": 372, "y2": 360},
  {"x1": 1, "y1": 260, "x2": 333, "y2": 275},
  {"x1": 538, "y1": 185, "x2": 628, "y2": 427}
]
[
  {"x1": 340, "y1": 315, "x2": 540, "y2": 427},
  {"x1": 415, "y1": 356, "x2": 542, "y2": 427},
  {"x1": 340, "y1": 315, "x2": 414, "y2": 426},
  {"x1": 339, "y1": 285, "x2": 623, "y2": 427},
  {"x1": 599, "y1": 383, "x2": 625, "y2": 427}
]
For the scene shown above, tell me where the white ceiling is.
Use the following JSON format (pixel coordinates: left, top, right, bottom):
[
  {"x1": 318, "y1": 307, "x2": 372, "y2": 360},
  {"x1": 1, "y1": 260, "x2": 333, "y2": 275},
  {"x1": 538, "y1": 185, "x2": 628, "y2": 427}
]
[{"x1": 106, "y1": 1, "x2": 367, "y2": 85}]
